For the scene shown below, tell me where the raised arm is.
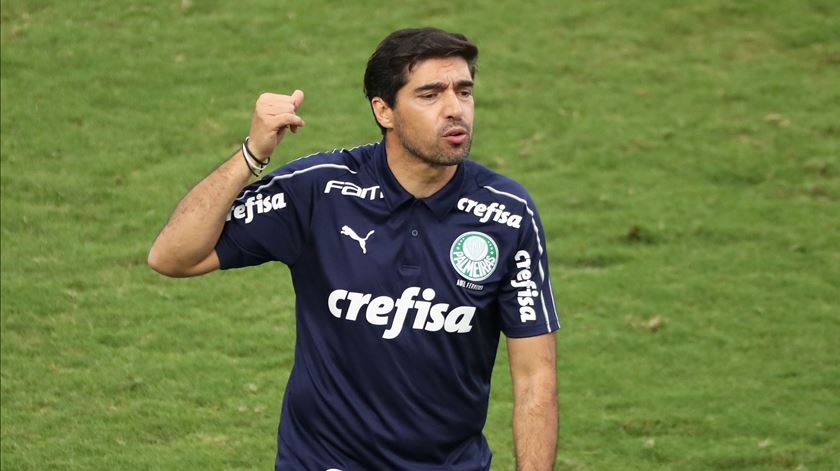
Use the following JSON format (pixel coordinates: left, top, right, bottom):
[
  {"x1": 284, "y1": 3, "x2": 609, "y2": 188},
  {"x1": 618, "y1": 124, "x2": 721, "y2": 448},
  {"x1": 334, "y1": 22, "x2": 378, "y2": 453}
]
[
  {"x1": 508, "y1": 332, "x2": 558, "y2": 471},
  {"x1": 147, "y1": 90, "x2": 305, "y2": 277}
]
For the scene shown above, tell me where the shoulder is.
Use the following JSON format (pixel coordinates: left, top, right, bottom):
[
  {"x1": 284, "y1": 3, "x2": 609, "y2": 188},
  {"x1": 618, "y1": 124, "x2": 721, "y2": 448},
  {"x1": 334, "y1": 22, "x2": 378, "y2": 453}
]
[
  {"x1": 244, "y1": 142, "x2": 379, "y2": 196},
  {"x1": 462, "y1": 160, "x2": 540, "y2": 215},
  {"x1": 272, "y1": 142, "x2": 378, "y2": 180}
]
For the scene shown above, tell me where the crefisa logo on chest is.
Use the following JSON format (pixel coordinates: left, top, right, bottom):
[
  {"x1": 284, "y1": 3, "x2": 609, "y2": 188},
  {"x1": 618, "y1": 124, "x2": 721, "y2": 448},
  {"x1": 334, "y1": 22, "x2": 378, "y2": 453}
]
[{"x1": 450, "y1": 231, "x2": 498, "y2": 282}]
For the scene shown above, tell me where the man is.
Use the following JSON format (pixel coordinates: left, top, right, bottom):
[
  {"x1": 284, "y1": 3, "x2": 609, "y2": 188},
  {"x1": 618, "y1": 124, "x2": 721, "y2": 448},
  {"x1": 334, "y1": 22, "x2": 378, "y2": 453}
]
[{"x1": 149, "y1": 27, "x2": 559, "y2": 471}]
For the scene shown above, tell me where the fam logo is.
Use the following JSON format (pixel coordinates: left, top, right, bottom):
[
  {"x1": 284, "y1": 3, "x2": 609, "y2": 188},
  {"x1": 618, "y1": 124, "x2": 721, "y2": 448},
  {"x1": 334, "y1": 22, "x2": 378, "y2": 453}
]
[
  {"x1": 450, "y1": 231, "x2": 498, "y2": 282},
  {"x1": 325, "y1": 180, "x2": 383, "y2": 200}
]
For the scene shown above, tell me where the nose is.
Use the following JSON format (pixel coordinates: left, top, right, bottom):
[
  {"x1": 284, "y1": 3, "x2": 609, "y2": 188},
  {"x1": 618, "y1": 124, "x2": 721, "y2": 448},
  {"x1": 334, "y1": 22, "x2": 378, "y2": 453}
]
[{"x1": 441, "y1": 88, "x2": 464, "y2": 120}]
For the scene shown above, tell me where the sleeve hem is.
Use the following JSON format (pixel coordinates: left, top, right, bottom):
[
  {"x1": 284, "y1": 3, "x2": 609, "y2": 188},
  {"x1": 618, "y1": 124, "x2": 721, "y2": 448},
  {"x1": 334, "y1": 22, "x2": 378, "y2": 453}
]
[{"x1": 502, "y1": 323, "x2": 560, "y2": 338}]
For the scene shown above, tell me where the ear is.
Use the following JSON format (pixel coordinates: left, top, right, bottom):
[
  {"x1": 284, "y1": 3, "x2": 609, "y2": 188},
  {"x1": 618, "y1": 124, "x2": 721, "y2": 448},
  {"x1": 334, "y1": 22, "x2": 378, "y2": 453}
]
[{"x1": 371, "y1": 97, "x2": 394, "y2": 131}]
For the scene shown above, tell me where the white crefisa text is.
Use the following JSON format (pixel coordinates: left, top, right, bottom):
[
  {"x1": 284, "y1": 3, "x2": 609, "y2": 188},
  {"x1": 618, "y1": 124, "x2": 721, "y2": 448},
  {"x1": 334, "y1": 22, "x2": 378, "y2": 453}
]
[
  {"x1": 511, "y1": 250, "x2": 539, "y2": 322},
  {"x1": 226, "y1": 193, "x2": 287, "y2": 224},
  {"x1": 456, "y1": 197, "x2": 522, "y2": 228},
  {"x1": 328, "y1": 287, "x2": 475, "y2": 339}
]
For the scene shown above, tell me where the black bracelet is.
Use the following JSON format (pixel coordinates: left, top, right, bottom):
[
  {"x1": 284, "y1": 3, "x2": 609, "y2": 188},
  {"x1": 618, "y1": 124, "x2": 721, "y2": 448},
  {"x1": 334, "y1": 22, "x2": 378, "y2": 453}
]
[
  {"x1": 243, "y1": 137, "x2": 270, "y2": 165},
  {"x1": 241, "y1": 148, "x2": 261, "y2": 177},
  {"x1": 241, "y1": 137, "x2": 269, "y2": 177}
]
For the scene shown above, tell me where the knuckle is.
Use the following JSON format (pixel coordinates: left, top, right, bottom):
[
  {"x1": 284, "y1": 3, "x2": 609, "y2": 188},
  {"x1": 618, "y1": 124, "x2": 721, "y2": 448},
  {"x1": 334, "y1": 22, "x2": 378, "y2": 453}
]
[{"x1": 257, "y1": 92, "x2": 281, "y2": 106}]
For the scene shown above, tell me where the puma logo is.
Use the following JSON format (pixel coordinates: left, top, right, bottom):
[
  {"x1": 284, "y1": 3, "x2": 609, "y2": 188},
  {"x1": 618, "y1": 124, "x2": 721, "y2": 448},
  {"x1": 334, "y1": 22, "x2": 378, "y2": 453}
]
[{"x1": 340, "y1": 225, "x2": 374, "y2": 254}]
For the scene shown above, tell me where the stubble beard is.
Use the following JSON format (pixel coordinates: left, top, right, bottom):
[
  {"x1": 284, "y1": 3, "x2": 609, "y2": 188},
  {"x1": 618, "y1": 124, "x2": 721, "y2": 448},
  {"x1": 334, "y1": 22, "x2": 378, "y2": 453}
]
[{"x1": 394, "y1": 122, "x2": 472, "y2": 168}]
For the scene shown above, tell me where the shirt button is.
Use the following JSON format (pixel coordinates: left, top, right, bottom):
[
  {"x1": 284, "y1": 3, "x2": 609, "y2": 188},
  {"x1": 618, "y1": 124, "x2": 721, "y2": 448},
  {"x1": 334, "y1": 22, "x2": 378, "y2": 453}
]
[{"x1": 410, "y1": 229, "x2": 419, "y2": 237}]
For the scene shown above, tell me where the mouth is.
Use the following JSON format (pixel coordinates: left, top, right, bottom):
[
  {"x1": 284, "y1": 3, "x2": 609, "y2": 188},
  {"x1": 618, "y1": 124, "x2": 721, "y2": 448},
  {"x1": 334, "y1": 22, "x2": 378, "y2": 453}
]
[{"x1": 442, "y1": 127, "x2": 469, "y2": 145}]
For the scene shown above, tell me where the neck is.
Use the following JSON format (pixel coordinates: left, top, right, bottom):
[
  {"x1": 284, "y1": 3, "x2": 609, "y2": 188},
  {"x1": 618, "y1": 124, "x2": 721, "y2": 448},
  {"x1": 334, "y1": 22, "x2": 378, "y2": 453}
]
[{"x1": 384, "y1": 137, "x2": 458, "y2": 199}]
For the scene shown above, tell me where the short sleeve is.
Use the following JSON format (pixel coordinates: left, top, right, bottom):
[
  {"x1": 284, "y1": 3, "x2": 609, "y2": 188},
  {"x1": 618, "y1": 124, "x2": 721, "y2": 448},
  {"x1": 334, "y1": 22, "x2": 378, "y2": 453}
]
[
  {"x1": 497, "y1": 198, "x2": 560, "y2": 337},
  {"x1": 214, "y1": 170, "x2": 311, "y2": 269}
]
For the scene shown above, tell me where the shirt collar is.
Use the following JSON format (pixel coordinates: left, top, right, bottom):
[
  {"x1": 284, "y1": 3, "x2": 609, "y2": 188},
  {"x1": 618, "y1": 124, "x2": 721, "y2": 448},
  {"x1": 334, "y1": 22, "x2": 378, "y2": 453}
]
[{"x1": 374, "y1": 140, "x2": 466, "y2": 220}]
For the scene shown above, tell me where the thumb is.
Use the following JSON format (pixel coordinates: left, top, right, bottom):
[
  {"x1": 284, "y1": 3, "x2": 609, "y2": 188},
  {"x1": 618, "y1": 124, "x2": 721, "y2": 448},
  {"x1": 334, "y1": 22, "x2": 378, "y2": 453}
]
[{"x1": 291, "y1": 89, "x2": 304, "y2": 110}]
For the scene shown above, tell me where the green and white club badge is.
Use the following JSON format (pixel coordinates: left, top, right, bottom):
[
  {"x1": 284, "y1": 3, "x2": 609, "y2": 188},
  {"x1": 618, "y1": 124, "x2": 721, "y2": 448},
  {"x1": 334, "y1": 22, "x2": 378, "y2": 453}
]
[{"x1": 450, "y1": 231, "x2": 499, "y2": 282}]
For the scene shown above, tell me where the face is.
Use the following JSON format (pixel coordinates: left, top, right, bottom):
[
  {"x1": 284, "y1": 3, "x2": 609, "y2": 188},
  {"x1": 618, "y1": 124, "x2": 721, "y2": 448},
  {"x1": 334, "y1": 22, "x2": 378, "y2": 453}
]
[{"x1": 383, "y1": 56, "x2": 475, "y2": 167}]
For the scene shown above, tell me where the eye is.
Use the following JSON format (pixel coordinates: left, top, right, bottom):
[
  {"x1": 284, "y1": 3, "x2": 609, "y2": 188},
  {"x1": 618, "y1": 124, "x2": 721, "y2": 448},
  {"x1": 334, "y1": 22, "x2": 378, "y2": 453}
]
[
  {"x1": 420, "y1": 92, "x2": 438, "y2": 100},
  {"x1": 459, "y1": 89, "x2": 473, "y2": 98}
]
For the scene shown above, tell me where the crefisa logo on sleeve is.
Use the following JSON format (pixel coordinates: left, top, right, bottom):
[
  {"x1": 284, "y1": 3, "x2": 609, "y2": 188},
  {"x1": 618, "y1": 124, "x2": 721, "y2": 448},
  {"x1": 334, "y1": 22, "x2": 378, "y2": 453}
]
[
  {"x1": 450, "y1": 231, "x2": 498, "y2": 282},
  {"x1": 512, "y1": 250, "x2": 539, "y2": 323},
  {"x1": 226, "y1": 193, "x2": 287, "y2": 224}
]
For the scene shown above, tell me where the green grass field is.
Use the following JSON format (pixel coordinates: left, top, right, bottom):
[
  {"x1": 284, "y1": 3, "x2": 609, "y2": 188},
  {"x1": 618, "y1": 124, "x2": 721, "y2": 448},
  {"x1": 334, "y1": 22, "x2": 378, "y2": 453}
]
[{"x1": 2, "y1": 0, "x2": 838, "y2": 469}]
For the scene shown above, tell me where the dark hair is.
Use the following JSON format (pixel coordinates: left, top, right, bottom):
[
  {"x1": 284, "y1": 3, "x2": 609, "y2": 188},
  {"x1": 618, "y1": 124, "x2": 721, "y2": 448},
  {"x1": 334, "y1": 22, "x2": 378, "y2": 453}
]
[{"x1": 364, "y1": 27, "x2": 478, "y2": 133}]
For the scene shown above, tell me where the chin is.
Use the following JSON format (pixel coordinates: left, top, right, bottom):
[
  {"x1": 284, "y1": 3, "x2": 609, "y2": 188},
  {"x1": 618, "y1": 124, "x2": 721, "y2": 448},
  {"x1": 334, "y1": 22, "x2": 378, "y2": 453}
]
[{"x1": 429, "y1": 152, "x2": 469, "y2": 167}]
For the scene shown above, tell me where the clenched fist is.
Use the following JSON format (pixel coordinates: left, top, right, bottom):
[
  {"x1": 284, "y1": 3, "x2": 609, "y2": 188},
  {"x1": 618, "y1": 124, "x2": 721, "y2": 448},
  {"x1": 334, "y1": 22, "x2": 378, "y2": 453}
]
[{"x1": 248, "y1": 90, "x2": 305, "y2": 161}]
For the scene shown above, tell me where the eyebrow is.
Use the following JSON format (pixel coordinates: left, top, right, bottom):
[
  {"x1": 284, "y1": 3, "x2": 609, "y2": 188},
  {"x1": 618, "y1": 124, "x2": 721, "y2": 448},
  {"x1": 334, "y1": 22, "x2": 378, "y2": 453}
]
[{"x1": 413, "y1": 79, "x2": 474, "y2": 93}]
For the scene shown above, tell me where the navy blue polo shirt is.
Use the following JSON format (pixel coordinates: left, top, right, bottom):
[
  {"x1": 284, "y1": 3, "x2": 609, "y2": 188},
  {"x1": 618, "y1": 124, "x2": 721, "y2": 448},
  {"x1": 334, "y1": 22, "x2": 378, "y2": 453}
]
[{"x1": 215, "y1": 140, "x2": 559, "y2": 471}]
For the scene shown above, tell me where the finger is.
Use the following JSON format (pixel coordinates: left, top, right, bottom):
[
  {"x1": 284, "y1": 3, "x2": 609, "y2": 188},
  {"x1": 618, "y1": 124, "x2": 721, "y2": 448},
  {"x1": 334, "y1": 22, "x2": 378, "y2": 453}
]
[
  {"x1": 261, "y1": 103, "x2": 295, "y2": 116},
  {"x1": 291, "y1": 89, "x2": 304, "y2": 110},
  {"x1": 266, "y1": 113, "x2": 305, "y2": 131}
]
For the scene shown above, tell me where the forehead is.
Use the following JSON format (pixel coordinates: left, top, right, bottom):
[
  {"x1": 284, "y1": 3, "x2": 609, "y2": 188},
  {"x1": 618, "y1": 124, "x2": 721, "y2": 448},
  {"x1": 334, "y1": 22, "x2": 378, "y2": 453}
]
[{"x1": 404, "y1": 56, "x2": 472, "y2": 87}]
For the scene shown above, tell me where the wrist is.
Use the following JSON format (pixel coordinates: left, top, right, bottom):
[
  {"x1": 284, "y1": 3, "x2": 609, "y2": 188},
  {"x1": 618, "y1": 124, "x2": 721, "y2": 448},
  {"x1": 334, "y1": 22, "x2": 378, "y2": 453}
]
[
  {"x1": 244, "y1": 136, "x2": 271, "y2": 163},
  {"x1": 241, "y1": 137, "x2": 270, "y2": 177}
]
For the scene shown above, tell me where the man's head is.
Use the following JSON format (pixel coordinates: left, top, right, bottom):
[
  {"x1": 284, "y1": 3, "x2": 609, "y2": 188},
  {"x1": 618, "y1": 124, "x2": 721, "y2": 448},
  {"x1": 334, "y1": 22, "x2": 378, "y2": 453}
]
[{"x1": 364, "y1": 28, "x2": 479, "y2": 167}]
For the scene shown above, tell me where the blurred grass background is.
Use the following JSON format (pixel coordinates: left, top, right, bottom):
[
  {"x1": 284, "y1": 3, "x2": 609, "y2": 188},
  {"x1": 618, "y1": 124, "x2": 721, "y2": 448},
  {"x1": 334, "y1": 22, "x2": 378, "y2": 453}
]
[{"x1": 2, "y1": 0, "x2": 838, "y2": 469}]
